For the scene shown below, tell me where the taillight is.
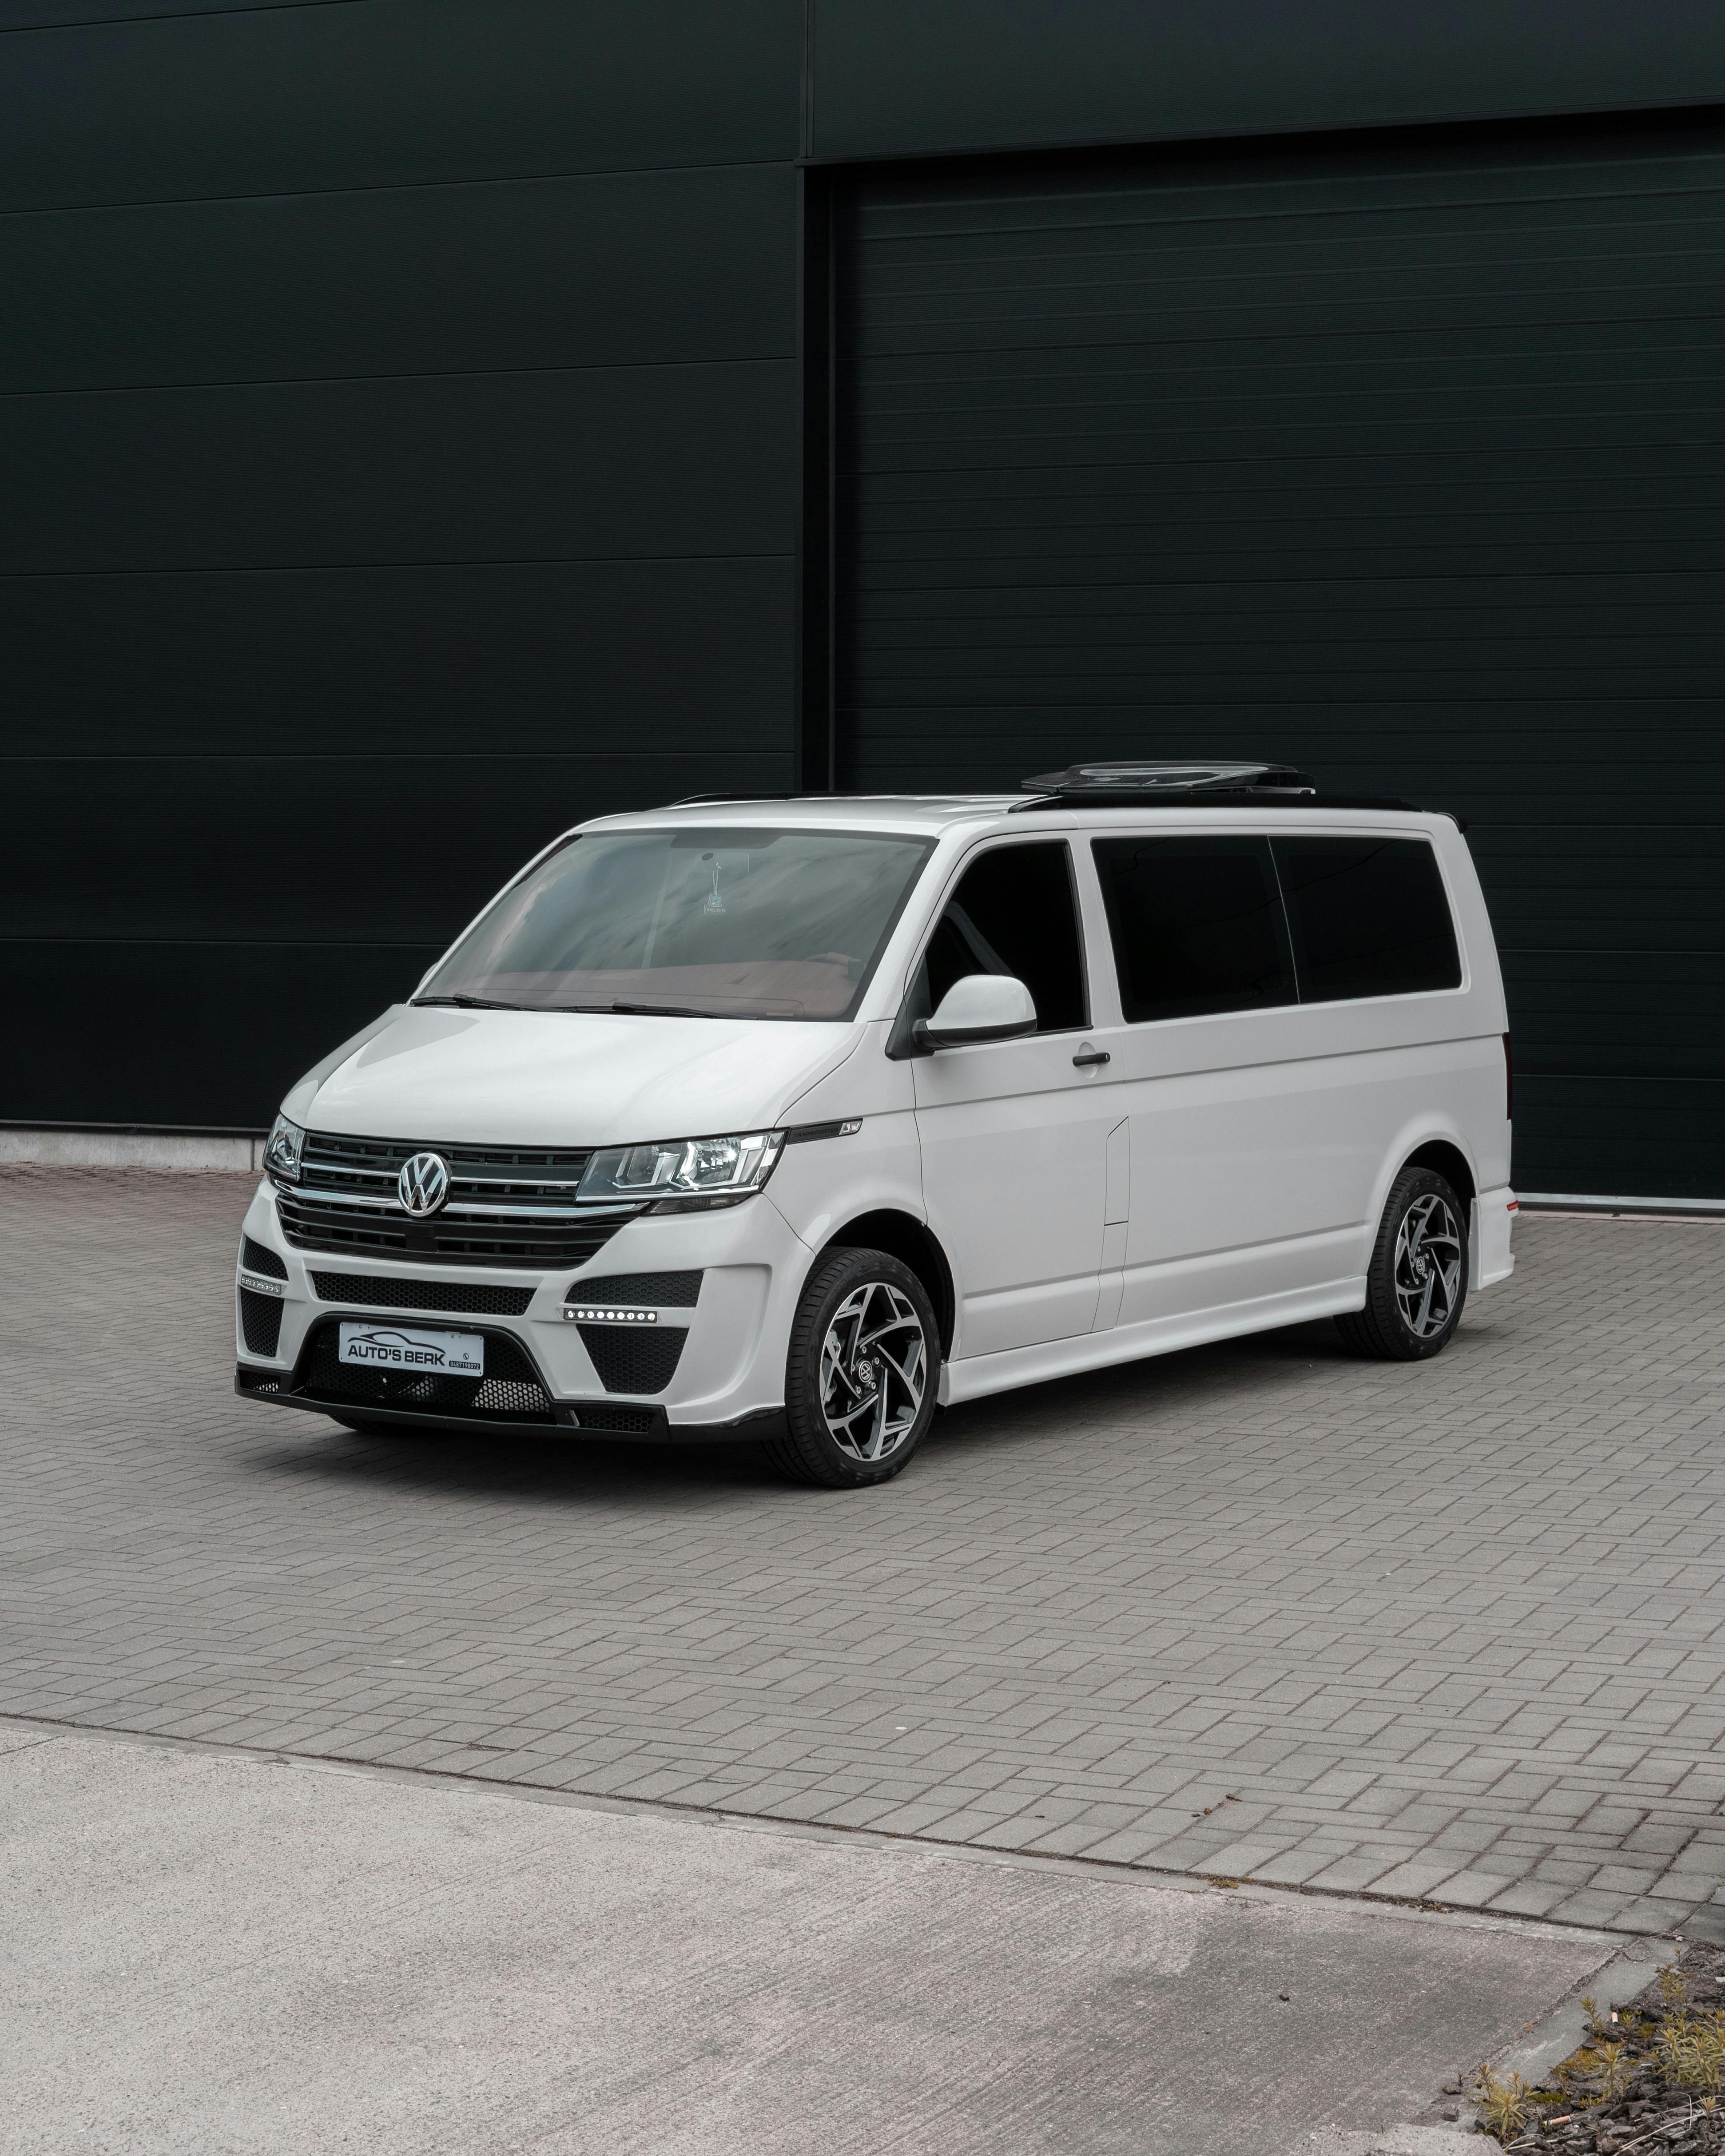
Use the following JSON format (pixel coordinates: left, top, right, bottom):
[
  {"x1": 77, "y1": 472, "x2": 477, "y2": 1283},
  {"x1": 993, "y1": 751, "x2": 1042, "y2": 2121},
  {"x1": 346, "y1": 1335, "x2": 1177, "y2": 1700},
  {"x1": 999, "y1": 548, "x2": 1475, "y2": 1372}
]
[{"x1": 1503, "y1": 1033, "x2": 1513, "y2": 1121}]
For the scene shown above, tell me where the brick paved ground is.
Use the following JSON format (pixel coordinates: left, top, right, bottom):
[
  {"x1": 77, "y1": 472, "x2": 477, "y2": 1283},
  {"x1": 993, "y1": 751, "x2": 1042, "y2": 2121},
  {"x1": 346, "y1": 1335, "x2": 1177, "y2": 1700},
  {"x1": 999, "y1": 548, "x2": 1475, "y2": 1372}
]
[{"x1": 4, "y1": 1167, "x2": 1725, "y2": 1941}]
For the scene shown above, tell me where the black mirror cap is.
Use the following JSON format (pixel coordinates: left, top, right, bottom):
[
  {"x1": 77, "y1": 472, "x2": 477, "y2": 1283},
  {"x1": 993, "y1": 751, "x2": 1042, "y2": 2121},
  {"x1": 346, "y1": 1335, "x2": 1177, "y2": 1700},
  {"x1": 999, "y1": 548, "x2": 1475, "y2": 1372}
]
[{"x1": 912, "y1": 1014, "x2": 1040, "y2": 1052}]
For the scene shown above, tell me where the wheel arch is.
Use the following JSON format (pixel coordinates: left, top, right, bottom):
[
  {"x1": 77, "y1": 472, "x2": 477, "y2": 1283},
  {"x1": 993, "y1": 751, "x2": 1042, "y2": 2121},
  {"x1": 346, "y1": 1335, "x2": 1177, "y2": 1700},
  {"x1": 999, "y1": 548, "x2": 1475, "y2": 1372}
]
[
  {"x1": 1403, "y1": 1137, "x2": 1476, "y2": 1213},
  {"x1": 818, "y1": 1208, "x2": 956, "y2": 1355}
]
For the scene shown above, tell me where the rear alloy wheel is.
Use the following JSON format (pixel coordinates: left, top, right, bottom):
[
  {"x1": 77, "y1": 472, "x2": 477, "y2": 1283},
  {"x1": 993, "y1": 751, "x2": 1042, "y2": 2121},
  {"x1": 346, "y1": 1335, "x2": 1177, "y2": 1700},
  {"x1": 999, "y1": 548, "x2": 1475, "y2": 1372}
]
[
  {"x1": 1336, "y1": 1165, "x2": 1468, "y2": 1361},
  {"x1": 763, "y1": 1248, "x2": 939, "y2": 1488}
]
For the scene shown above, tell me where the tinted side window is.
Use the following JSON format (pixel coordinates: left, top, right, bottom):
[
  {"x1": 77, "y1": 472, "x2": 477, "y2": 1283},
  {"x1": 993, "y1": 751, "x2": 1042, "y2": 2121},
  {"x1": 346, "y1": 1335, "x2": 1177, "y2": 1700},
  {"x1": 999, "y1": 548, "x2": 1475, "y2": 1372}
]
[
  {"x1": 922, "y1": 843, "x2": 1087, "y2": 1032},
  {"x1": 1273, "y1": 837, "x2": 1462, "y2": 1001},
  {"x1": 1094, "y1": 836, "x2": 1294, "y2": 1023}
]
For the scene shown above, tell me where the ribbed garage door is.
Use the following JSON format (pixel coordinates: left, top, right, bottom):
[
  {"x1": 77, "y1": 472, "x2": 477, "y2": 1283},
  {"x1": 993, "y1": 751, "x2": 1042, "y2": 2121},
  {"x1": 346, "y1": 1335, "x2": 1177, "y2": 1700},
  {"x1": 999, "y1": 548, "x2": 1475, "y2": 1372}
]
[{"x1": 835, "y1": 120, "x2": 1725, "y2": 1199}]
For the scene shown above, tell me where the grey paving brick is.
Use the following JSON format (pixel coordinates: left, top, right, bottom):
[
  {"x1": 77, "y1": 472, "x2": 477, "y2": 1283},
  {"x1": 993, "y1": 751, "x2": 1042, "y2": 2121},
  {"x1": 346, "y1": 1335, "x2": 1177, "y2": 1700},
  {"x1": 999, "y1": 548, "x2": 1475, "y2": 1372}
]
[
  {"x1": 1249, "y1": 1846, "x2": 1343, "y2": 1887},
  {"x1": 1548, "y1": 1889, "x2": 1638, "y2": 1929},
  {"x1": 1486, "y1": 1881, "x2": 1573, "y2": 1919},
  {"x1": 4, "y1": 1173, "x2": 1725, "y2": 1940},
  {"x1": 1363, "y1": 1856, "x2": 1463, "y2": 1901},
  {"x1": 1306, "y1": 1854, "x2": 1403, "y2": 1893},
  {"x1": 1607, "y1": 1900, "x2": 1686, "y2": 1938},
  {"x1": 1431, "y1": 1867, "x2": 1523, "y2": 1910}
]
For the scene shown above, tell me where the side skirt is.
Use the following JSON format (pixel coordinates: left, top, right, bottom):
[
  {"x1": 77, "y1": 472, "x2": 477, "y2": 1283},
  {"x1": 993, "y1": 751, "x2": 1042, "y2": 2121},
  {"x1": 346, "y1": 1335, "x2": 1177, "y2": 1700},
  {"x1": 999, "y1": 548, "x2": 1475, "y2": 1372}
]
[{"x1": 938, "y1": 1280, "x2": 1368, "y2": 1407}]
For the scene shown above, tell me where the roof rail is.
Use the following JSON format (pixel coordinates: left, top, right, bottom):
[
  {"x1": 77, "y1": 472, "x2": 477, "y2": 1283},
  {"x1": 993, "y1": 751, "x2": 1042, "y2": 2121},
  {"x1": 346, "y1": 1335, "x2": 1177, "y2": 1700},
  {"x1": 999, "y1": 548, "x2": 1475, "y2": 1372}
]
[{"x1": 668, "y1": 792, "x2": 803, "y2": 807}]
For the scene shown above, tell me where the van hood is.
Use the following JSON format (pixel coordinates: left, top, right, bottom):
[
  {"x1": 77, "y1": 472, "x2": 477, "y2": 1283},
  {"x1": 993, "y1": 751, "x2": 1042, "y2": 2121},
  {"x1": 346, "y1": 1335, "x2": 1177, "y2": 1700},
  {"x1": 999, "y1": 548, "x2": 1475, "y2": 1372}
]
[{"x1": 299, "y1": 1006, "x2": 860, "y2": 1147}]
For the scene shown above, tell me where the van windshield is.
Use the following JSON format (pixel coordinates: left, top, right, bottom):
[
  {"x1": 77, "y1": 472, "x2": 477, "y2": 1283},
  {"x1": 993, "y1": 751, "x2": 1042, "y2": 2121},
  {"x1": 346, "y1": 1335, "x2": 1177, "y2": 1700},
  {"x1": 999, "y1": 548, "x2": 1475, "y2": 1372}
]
[{"x1": 417, "y1": 827, "x2": 934, "y2": 1021}]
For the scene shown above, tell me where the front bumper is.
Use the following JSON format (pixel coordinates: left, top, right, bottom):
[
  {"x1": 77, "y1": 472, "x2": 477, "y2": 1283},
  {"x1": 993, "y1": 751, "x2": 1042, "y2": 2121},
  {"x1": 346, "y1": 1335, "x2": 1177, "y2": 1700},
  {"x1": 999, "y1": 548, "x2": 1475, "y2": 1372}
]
[
  {"x1": 234, "y1": 1178, "x2": 813, "y2": 1437},
  {"x1": 235, "y1": 1362, "x2": 787, "y2": 1445}
]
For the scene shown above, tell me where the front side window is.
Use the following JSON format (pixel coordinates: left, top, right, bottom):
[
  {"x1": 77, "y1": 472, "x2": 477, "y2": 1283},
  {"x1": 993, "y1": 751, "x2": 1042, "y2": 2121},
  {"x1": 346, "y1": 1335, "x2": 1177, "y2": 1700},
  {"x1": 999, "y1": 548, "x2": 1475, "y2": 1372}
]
[
  {"x1": 917, "y1": 842, "x2": 1087, "y2": 1033},
  {"x1": 1094, "y1": 834, "x2": 1293, "y2": 1022},
  {"x1": 1272, "y1": 837, "x2": 1462, "y2": 1001},
  {"x1": 419, "y1": 827, "x2": 934, "y2": 1021}
]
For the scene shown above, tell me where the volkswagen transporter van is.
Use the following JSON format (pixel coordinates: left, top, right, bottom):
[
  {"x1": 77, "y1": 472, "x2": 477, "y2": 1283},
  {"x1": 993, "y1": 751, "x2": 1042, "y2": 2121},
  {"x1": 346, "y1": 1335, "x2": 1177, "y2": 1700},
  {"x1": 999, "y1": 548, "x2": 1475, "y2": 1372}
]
[{"x1": 235, "y1": 761, "x2": 1515, "y2": 1488}]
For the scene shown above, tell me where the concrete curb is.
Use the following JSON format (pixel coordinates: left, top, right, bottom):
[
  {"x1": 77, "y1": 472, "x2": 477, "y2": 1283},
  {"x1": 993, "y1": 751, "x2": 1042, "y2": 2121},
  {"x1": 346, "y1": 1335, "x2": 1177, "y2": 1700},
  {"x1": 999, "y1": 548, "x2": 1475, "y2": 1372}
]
[
  {"x1": 1488, "y1": 1952, "x2": 1665, "y2": 2091},
  {"x1": 1277, "y1": 1952, "x2": 1663, "y2": 2155},
  {"x1": 0, "y1": 1130, "x2": 266, "y2": 1171}
]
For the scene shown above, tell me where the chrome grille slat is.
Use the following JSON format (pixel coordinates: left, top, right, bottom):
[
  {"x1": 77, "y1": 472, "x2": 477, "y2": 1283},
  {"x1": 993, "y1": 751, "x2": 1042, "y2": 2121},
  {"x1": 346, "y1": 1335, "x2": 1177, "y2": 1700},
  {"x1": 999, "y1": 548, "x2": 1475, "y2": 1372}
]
[{"x1": 279, "y1": 1130, "x2": 630, "y2": 1268}]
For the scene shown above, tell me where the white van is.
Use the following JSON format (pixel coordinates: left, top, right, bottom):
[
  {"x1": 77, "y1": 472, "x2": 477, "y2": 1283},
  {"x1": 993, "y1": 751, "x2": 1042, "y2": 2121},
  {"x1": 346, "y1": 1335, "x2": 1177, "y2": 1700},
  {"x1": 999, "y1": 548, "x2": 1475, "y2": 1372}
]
[{"x1": 235, "y1": 762, "x2": 1515, "y2": 1488}]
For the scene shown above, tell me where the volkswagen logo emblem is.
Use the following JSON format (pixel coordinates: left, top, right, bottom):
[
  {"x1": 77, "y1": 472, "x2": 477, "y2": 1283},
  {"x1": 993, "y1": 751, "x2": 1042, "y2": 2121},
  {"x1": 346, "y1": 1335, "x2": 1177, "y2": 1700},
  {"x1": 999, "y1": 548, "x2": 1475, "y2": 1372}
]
[{"x1": 397, "y1": 1151, "x2": 450, "y2": 1216}]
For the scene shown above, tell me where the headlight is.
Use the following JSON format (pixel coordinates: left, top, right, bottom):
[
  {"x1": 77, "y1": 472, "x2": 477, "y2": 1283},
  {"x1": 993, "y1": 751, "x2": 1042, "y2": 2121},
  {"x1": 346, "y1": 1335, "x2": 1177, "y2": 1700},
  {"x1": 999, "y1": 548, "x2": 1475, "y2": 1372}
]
[
  {"x1": 263, "y1": 1115, "x2": 305, "y2": 1183},
  {"x1": 578, "y1": 1130, "x2": 785, "y2": 1212}
]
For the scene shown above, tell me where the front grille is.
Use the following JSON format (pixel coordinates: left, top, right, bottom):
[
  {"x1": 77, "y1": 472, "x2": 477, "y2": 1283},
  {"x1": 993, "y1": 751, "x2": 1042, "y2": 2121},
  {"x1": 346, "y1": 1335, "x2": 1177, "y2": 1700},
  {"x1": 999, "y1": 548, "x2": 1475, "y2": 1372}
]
[
  {"x1": 566, "y1": 1270, "x2": 703, "y2": 1307},
  {"x1": 310, "y1": 1271, "x2": 534, "y2": 1317},
  {"x1": 277, "y1": 1130, "x2": 636, "y2": 1268},
  {"x1": 236, "y1": 1366, "x2": 282, "y2": 1395},
  {"x1": 239, "y1": 1287, "x2": 284, "y2": 1358},
  {"x1": 294, "y1": 1320, "x2": 556, "y2": 1423},
  {"x1": 578, "y1": 1324, "x2": 688, "y2": 1394},
  {"x1": 241, "y1": 1236, "x2": 288, "y2": 1281}
]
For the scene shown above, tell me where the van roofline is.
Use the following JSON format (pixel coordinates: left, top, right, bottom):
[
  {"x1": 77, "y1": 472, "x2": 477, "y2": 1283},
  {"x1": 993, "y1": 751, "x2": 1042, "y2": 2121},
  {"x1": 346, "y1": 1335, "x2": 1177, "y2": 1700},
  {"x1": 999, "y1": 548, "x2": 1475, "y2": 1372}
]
[{"x1": 574, "y1": 792, "x2": 1466, "y2": 835}]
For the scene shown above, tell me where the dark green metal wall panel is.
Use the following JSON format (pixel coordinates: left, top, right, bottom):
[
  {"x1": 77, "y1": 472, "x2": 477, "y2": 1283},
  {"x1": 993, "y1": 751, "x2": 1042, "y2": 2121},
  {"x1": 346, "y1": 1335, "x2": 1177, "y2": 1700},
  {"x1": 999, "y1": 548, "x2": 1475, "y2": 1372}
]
[
  {"x1": 813, "y1": 0, "x2": 1725, "y2": 161},
  {"x1": 3, "y1": 754, "x2": 795, "y2": 945},
  {"x1": 3, "y1": 941, "x2": 451, "y2": 1132},
  {"x1": 0, "y1": 163, "x2": 797, "y2": 394},
  {"x1": 0, "y1": 362, "x2": 794, "y2": 575},
  {"x1": 2, "y1": 559, "x2": 794, "y2": 760},
  {"x1": 837, "y1": 120, "x2": 1725, "y2": 1197},
  {"x1": 0, "y1": 0, "x2": 799, "y2": 211},
  {"x1": 0, "y1": 0, "x2": 801, "y2": 1128}
]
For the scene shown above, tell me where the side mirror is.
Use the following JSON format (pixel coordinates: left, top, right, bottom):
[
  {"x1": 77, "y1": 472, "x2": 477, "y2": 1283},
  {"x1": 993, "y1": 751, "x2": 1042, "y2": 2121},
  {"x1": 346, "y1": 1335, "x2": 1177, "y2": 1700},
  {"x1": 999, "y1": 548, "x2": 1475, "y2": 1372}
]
[{"x1": 915, "y1": 973, "x2": 1038, "y2": 1050}]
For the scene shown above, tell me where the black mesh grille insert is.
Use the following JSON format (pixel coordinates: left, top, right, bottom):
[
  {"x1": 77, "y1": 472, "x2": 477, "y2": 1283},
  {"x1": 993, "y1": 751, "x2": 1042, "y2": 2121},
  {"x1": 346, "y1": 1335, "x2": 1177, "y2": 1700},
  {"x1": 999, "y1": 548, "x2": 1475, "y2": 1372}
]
[
  {"x1": 577, "y1": 1324, "x2": 688, "y2": 1394},
  {"x1": 573, "y1": 1404, "x2": 658, "y2": 1433},
  {"x1": 310, "y1": 1271, "x2": 534, "y2": 1316},
  {"x1": 295, "y1": 1322, "x2": 555, "y2": 1422},
  {"x1": 241, "y1": 1236, "x2": 288, "y2": 1280},
  {"x1": 566, "y1": 1270, "x2": 703, "y2": 1307},
  {"x1": 278, "y1": 1188, "x2": 626, "y2": 1269},
  {"x1": 239, "y1": 1287, "x2": 284, "y2": 1358},
  {"x1": 236, "y1": 1365, "x2": 283, "y2": 1395}
]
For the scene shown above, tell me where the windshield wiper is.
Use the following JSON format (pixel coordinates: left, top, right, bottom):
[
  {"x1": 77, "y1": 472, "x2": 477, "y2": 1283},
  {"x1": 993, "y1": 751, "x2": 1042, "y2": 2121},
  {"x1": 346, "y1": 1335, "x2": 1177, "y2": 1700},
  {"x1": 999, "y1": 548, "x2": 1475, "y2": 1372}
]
[
  {"x1": 412, "y1": 994, "x2": 535, "y2": 1011},
  {"x1": 606, "y1": 1001, "x2": 731, "y2": 1019}
]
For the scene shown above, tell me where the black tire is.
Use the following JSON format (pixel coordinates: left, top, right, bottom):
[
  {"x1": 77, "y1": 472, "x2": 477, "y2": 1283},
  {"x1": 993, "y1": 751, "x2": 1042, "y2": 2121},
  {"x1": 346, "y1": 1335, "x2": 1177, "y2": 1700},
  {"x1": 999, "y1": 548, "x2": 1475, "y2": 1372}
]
[
  {"x1": 762, "y1": 1247, "x2": 941, "y2": 1489},
  {"x1": 1335, "y1": 1165, "x2": 1469, "y2": 1362}
]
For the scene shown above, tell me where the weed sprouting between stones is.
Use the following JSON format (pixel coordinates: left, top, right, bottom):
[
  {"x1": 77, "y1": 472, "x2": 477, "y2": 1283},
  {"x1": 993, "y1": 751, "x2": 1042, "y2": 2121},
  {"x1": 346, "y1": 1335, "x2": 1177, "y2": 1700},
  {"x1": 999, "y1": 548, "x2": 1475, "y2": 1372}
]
[{"x1": 1471, "y1": 1950, "x2": 1725, "y2": 2153}]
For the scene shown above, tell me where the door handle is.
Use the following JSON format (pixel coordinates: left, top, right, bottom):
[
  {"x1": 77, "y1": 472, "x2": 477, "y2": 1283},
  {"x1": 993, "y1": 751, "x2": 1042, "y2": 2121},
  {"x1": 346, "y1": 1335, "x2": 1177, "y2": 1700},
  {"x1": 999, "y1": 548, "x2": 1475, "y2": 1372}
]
[{"x1": 1072, "y1": 1049, "x2": 1111, "y2": 1068}]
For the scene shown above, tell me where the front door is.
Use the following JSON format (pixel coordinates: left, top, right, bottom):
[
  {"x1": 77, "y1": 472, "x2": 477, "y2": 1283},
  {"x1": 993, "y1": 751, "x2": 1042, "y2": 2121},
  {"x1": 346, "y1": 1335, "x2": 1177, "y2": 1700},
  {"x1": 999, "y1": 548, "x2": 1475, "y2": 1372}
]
[{"x1": 910, "y1": 841, "x2": 1110, "y2": 1358}]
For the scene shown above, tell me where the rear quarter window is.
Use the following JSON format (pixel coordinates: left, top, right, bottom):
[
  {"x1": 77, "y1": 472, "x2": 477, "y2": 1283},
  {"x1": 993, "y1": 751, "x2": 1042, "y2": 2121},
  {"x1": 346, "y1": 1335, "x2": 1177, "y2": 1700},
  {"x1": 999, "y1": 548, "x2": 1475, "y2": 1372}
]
[
  {"x1": 1271, "y1": 836, "x2": 1462, "y2": 1001},
  {"x1": 1092, "y1": 834, "x2": 1295, "y2": 1022}
]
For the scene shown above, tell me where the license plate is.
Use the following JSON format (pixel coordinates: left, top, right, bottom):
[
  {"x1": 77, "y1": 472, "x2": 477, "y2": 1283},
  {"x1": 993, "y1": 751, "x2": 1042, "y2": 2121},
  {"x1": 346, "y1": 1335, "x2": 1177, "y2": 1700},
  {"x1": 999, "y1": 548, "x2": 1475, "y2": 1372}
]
[{"x1": 337, "y1": 1322, "x2": 484, "y2": 1377}]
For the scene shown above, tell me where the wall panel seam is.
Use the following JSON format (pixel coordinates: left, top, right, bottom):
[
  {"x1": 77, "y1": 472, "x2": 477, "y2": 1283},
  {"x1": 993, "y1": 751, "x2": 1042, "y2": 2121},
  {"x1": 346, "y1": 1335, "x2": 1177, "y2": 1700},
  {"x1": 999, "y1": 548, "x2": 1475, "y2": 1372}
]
[
  {"x1": 0, "y1": 155, "x2": 797, "y2": 221},
  {"x1": 0, "y1": 355, "x2": 796, "y2": 403},
  {"x1": 0, "y1": 552, "x2": 796, "y2": 581},
  {"x1": 0, "y1": 0, "x2": 366, "y2": 38}
]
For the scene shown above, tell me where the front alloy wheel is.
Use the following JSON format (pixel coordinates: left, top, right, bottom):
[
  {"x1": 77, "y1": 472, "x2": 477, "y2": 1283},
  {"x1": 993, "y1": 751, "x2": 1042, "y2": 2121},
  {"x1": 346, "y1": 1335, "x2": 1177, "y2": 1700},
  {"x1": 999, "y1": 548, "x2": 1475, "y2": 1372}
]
[
  {"x1": 765, "y1": 1247, "x2": 940, "y2": 1487},
  {"x1": 819, "y1": 1279, "x2": 927, "y2": 1464}
]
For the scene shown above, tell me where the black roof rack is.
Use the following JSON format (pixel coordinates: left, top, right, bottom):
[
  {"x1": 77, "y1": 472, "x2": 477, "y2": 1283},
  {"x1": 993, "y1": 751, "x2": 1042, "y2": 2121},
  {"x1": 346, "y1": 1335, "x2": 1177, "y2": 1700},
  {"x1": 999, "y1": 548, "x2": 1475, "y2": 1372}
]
[
  {"x1": 1012, "y1": 759, "x2": 1446, "y2": 822},
  {"x1": 1019, "y1": 759, "x2": 1316, "y2": 802}
]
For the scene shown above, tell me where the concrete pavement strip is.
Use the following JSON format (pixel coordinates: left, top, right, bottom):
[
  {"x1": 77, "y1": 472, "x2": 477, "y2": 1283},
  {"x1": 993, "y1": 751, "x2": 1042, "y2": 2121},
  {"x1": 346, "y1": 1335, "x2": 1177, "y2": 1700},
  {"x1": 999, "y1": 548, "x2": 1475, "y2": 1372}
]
[{"x1": 3, "y1": 1718, "x2": 1639, "y2": 2156}]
